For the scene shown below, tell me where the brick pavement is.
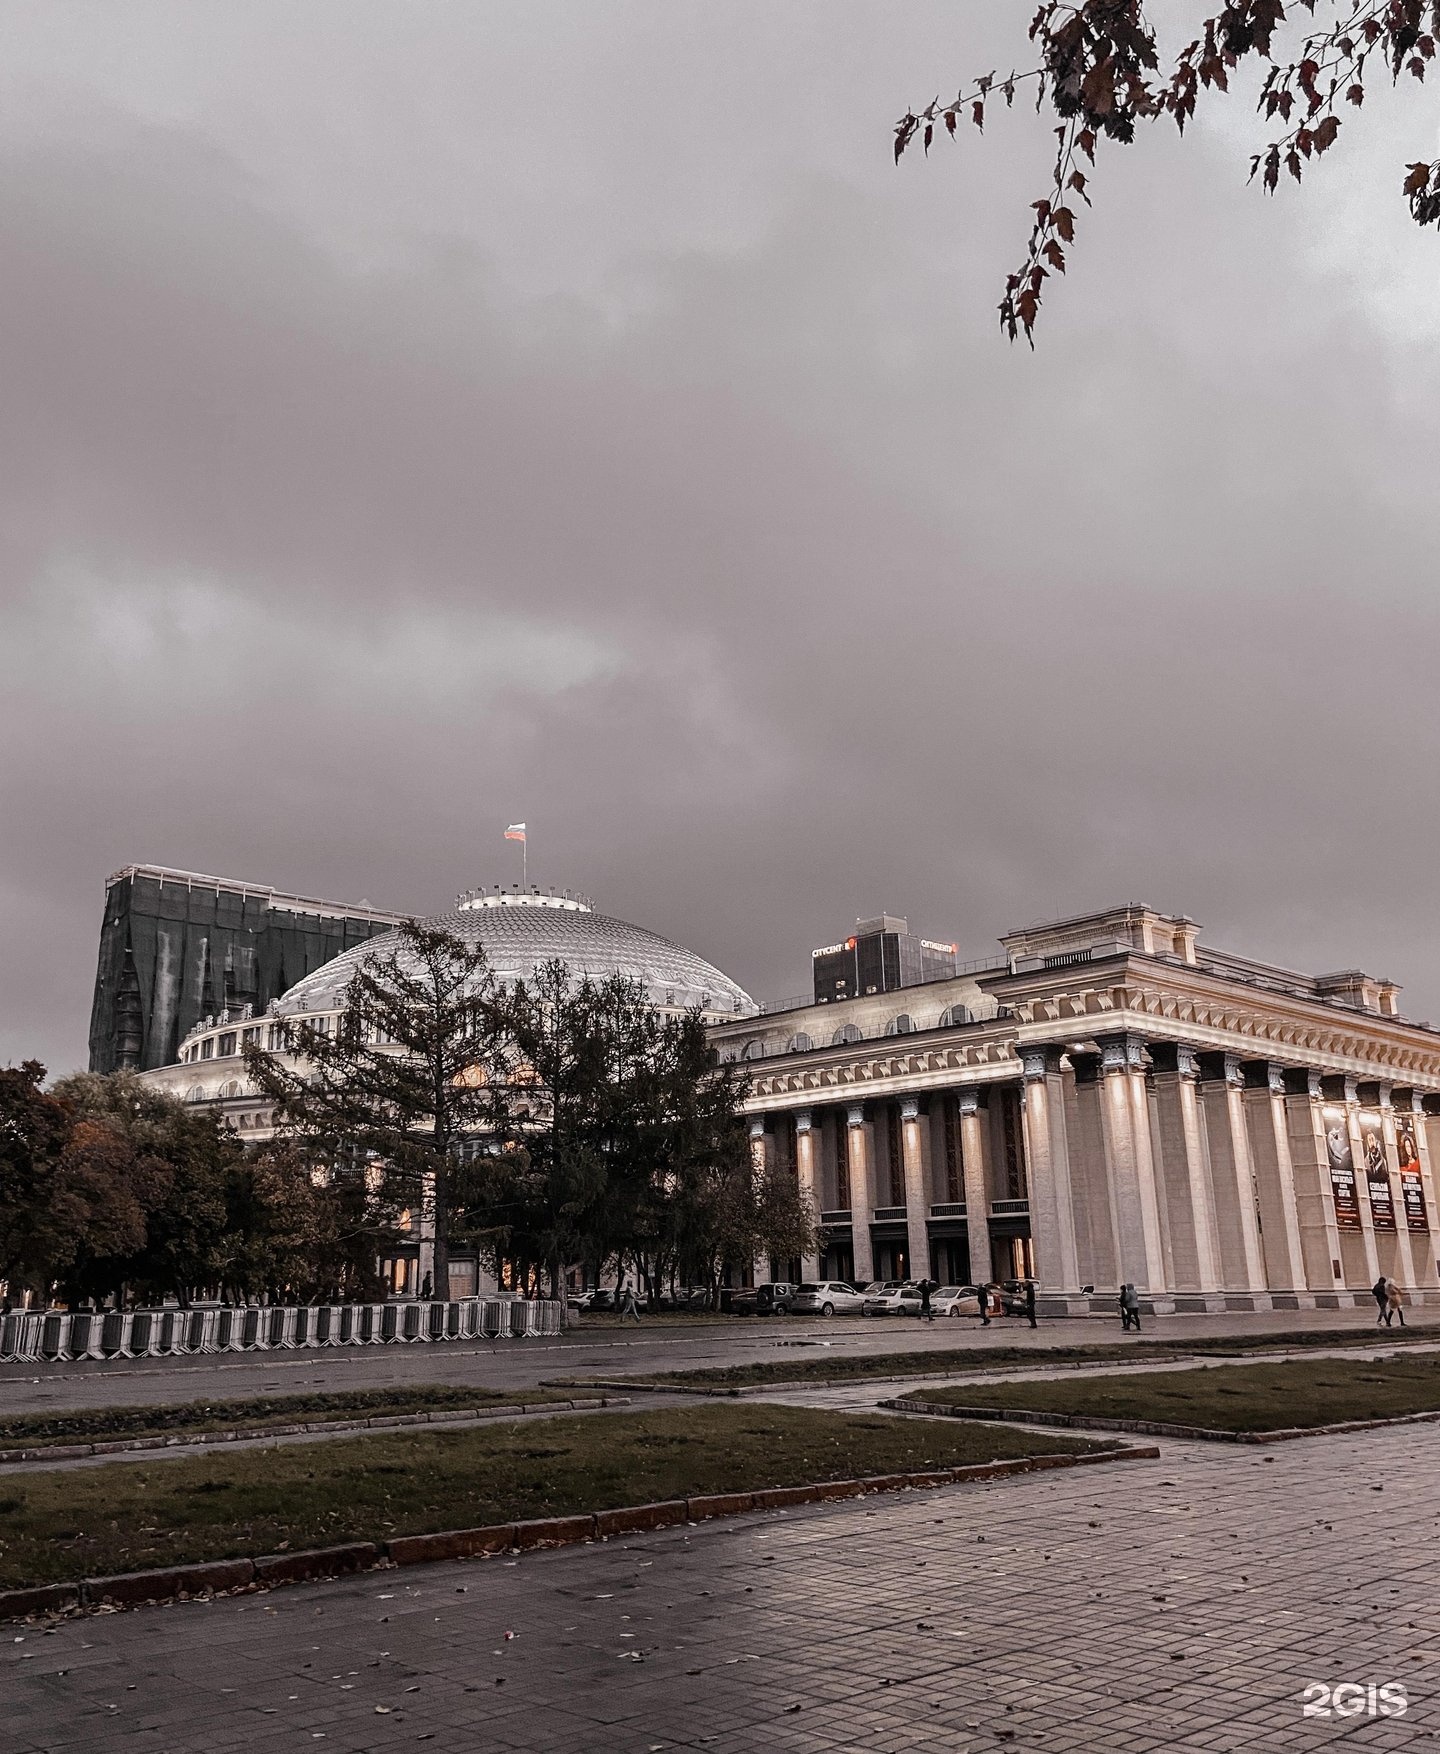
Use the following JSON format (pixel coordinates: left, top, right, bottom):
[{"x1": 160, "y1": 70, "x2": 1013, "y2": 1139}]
[{"x1": 5, "y1": 1421, "x2": 1437, "y2": 1753}]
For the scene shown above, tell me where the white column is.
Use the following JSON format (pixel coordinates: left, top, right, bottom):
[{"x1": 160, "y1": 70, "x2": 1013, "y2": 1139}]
[
  {"x1": 1019, "y1": 1047, "x2": 1080, "y2": 1293},
  {"x1": 1097, "y1": 1036, "x2": 1167, "y2": 1292},
  {"x1": 1377, "y1": 1086, "x2": 1421, "y2": 1289},
  {"x1": 1242, "y1": 1063, "x2": 1308, "y2": 1297},
  {"x1": 958, "y1": 1089, "x2": 991, "y2": 1288},
  {"x1": 1342, "y1": 1078, "x2": 1384, "y2": 1287},
  {"x1": 1399, "y1": 1091, "x2": 1440, "y2": 1291},
  {"x1": 794, "y1": 1109, "x2": 821, "y2": 1280},
  {"x1": 1150, "y1": 1047, "x2": 1223, "y2": 1292},
  {"x1": 1283, "y1": 1070, "x2": 1346, "y2": 1297},
  {"x1": 749, "y1": 1118, "x2": 770, "y2": 1285},
  {"x1": 846, "y1": 1105, "x2": 875, "y2": 1283},
  {"x1": 899, "y1": 1097, "x2": 929, "y2": 1282},
  {"x1": 1198, "y1": 1055, "x2": 1267, "y2": 1295}
]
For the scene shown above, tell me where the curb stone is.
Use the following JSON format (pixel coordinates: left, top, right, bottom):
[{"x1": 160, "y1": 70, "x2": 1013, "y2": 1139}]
[
  {"x1": 0, "y1": 1397, "x2": 622, "y2": 1467},
  {"x1": 882, "y1": 1397, "x2": 1440, "y2": 1445},
  {"x1": 0, "y1": 1441, "x2": 1156, "y2": 1622}
]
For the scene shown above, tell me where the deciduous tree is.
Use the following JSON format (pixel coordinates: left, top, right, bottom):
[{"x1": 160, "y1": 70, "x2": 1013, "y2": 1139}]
[{"x1": 894, "y1": 1, "x2": 1440, "y2": 339}]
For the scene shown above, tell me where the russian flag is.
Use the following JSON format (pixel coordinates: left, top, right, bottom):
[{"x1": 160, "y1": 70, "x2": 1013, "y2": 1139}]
[{"x1": 505, "y1": 823, "x2": 526, "y2": 842}]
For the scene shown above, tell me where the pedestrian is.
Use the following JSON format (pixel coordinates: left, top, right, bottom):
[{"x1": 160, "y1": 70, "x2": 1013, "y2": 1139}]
[
  {"x1": 420, "y1": 1272, "x2": 432, "y2": 1302},
  {"x1": 918, "y1": 1278, "x2": 935, "y2": 1322},
  {"x1": 618, "y1": 1279, "x2": 641, "y2": 1324},
  {"x1": 976, "y1": 1281, "x2": 991, "y2": 1327},
  {"x1": 1024, "y1": 1280, "x2": 1038, "y2": 1329},
  {"x1": 1373, "y1": 1275, "x2": 1390, "y2": 1326},
  {"x1": 1386, "y1": 1278, "x2": 1406, "y2": 1328},
  {"x1": 1119, "y1": 1282, "x2": 1141, "y2": 1332}
]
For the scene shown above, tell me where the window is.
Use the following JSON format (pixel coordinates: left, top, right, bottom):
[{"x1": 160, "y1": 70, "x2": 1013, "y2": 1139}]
[
  {"x1": 200, "y1": 1038, "x2": 214, "y2": 1060},
  {"x1": 186, "y1": 1085, "x2": 206, "y2": 1104},
  {"x1": 788, "y1": 1032, "x2": 814, "y2": 1053},
  {"x1": 831, "y1": 1022, "x2": 862, "y2": 1046},
  {"x1": 218, "y1": 1032, "x2": 237, "y2": 1058},
  {"x1": 241, "y1": 1027, "x2": 259, "y2": 1048},
  {"x1": 742, "y1": 1040, "x2": 764, "y2": 1061},
  {"x1": 940, "y1": 1004, "x2": 972, "y2": 1028},
  {"x1": 885, "y1": 1014, "x2": 914, "y2": 1036}
]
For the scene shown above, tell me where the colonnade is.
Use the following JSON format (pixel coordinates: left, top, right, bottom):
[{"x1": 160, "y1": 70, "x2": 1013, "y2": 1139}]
[{"x1": 747, "y1": 1032, "x2": 1440, "y2": 1308}]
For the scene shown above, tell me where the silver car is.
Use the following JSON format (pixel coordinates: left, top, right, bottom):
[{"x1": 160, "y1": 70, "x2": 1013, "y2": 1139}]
[
  {"x1": 788, "y1": 1280, "x2": 869, "y2": 1316},
  {"x1": 861, "y1": 1281, "x2": 923, "y2": 1316}
]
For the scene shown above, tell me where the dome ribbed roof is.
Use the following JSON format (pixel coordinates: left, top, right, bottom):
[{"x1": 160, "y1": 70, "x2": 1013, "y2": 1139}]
[{"x1": 275, "y1": 890, "x2": 757, "y2": 1019}]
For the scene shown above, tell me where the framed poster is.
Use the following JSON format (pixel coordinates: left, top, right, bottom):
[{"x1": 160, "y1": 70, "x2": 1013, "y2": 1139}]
[
  {"x1": 1359, "y1": 1114, "x2": 1397, "y2": 1233},
  {"x1": 1323, "y1": 1108, "x2": 1363, "y2": 1232},
  {"x1": 1396, "y1": 1115, "x2": 1430, "y2": 1233}
]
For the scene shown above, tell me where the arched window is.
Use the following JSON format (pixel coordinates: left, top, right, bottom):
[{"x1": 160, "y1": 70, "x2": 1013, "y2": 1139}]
[
  {"x1": 186, "y1": 1085, "x2": 207, "y2": 1104},
  {"x1": 831, "y1": 1022, "x2": 862, "y2": 1047},
  {"x1": 742, "y1": 1039, "x2": 765, "y2": 1061},
  {"x1": 788, "y1": 1032, "x2": 814, "y2": 1053},
  {"x1": 885, "y1": 1014, "x2": 915, "y2": 1036},
  {"x1": 940, "y1": 1004, "x2": 973, "y2": 1028}
]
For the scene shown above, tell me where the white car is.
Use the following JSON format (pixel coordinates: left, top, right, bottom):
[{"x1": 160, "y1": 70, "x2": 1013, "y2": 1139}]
[
  {"x1": 931, "y1": 1284, "x2": 983, "y2": 1317},
  {"x1": 788, "y1": 1281, "x2": 869, "y2": 1316},
  {"x1": 861, "y1": 1281, "x2": 923, "y2": 1316}
]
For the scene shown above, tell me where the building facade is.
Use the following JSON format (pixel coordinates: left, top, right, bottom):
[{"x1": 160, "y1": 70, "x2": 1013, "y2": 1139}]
[
  {"x1": 712, "y1": 905, "x2": 1440, "y2": 1311},
  {"x1": 89, "y1": 866, "x2": 404, "y2": 1073}
]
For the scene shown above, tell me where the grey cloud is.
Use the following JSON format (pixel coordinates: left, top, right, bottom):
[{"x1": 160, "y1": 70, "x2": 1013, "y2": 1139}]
[{"x1": 3, "y1": 3, "x2": 1440, "y2": 1072}]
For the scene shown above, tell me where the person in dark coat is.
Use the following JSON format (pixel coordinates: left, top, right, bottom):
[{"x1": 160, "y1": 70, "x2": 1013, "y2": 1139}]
[
  {"x1": 1373, "y1": 1275, "x2": 1391, "y2": 1326},
  {"x1": 918, "y1": 1279, "x2": 936, "y2": 1322},
  {"x1": 976, "y1": 1282, "x2": 991, "y2": 1326},
  {"x1": 1119, "y1": 1283, "x2": 1141, "y2": 1331},
  {"x1": 1024, "y1": 1281, "x2": 1037, "y2": 1329}
]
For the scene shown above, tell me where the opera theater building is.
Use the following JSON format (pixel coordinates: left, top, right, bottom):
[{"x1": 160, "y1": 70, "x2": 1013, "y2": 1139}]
[
  {"x1": 105, "y1": 866, "x2": 1440, "y2": 1314},
  {"x1": 710, "y1": 905, "x2": 1440, "y2": 1314}
]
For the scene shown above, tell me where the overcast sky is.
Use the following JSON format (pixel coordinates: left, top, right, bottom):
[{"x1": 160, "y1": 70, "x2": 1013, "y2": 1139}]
[{"x1": 5, "y1": 1, "x2": 1440, "y2": 1074}]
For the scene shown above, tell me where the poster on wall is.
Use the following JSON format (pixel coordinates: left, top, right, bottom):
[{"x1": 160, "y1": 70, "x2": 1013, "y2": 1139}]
[
  {"x1": 1359, "y1": 1113, "x2": 1397, "y2": 1232},
  {"x1": 1396, "y1": 1116, "x2": 1430, "y2": 1233},
  {"x1": 1324, "y1": 1108, "x2": 1363, "y2": 1232}
]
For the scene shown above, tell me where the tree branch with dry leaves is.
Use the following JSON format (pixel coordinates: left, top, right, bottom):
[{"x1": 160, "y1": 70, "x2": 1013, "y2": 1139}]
[{"x1": 896, "y1": 1, "x2": 1440, "y2": 340}]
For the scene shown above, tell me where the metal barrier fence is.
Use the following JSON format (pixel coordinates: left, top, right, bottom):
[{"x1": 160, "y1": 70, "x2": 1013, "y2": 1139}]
[{"x1": 0, "y1": 1297, "x2": 563, "y2": 1364}]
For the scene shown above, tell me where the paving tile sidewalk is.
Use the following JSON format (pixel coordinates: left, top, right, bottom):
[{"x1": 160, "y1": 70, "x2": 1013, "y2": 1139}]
[{"x1": 4, "y1": 1424, "x2": 1437, "y2": 1752}]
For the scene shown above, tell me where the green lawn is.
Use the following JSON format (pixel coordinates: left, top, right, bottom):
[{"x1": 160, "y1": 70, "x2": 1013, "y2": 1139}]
[
  {"x1": 639, "y1": 1324, "x2": 1440, "y2": 1390},
  {"x1": 0, "y1": 1404, "x2": 1105, "y2": 1589},
  {"x1": 919, "y1": 1351, "x2": 1440, "y2": 1433},
  {"x1": 0, "y1": 1385, "x2": 577, "y2": 1451}
]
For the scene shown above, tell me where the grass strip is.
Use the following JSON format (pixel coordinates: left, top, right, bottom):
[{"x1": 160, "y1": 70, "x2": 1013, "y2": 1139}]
[
  {"x1": 916, "y1": 1351, "x2": 1440, "y2": 1433},
  {"x1": 0, "y1": 1385, "x2": 575, "y2": 1450},
  {"x1": 638, "y1": 1323, "x2": 1440, "y2": 1389},
  {"x1": 0, "y1": 1404, "x2": 1106, "y2": 1589}
]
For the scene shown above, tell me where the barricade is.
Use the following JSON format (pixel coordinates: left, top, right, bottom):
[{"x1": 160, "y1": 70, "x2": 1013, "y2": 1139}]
[{"x1": 0, "y1": 1296, "x2": 562, "y2": 1363}]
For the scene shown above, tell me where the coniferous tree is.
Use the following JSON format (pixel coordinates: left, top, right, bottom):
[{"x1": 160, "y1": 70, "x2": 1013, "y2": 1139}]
[{"x1": 244, "y1": 921, "x2": 515, "y2": 1301}]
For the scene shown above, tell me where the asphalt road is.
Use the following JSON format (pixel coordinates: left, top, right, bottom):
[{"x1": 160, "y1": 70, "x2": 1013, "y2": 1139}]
[{"x1": 0, "y1": 1305, "x2": 1420, "y2": 1417}]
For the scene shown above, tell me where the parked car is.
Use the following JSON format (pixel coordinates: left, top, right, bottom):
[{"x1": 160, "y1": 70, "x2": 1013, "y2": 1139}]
[
  {"x1": 997, "y1": 1278, "x2": 1037, "y2": 1316},
  {"x1": 861, "y1": 1281, "x2": 923, "y2": 1316},
  {"x1": 589, "y1": 1288, "x2": 616, "y2": 1313},
  {"x1": 931, "y1": 1284, "x2": 982, "y2": 1317},
  {"x1": 788, "y1": 1281, "x2": 869, "y2": 1316},
  {"x1": 566, "y1": 1289, "x2": 595, "y2": 1312},
  {"x1": 756, "y1": 1281, "x2": 798, "y2": 1315}
]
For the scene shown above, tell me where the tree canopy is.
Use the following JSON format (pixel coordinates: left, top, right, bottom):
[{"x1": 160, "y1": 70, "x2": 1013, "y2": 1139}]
[{"x1": 895, "y1": 1, "x2": 1440, "y2": 339}]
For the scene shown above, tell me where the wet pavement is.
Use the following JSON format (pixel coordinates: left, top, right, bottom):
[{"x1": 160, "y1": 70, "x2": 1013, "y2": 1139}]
[
  {"x1": 1, "y1": 1306, "x2": 1428, "y2": 1418},
  {"x1": 6, "y1": 1418, "x2": 1438, "y2": 1753}
]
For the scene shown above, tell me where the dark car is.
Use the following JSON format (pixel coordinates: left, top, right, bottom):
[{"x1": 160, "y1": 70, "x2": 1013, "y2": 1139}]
[
  {"x1": 997, "y1": 1278, "x2": 1037, "y2": 1316},
  {"x1": 589, "y1": 1288, "x2": 617, "y2": 1312}
]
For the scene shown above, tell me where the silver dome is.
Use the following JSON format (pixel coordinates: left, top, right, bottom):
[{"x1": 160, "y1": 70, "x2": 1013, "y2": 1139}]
[{"x1": 274, "y1": 889, "x2": 757, "y2": 1019}]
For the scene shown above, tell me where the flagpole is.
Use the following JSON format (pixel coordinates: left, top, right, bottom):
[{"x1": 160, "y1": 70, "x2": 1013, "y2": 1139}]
[{"x1": 523, "y1": 832, "x2": 528, "y2": 890}]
